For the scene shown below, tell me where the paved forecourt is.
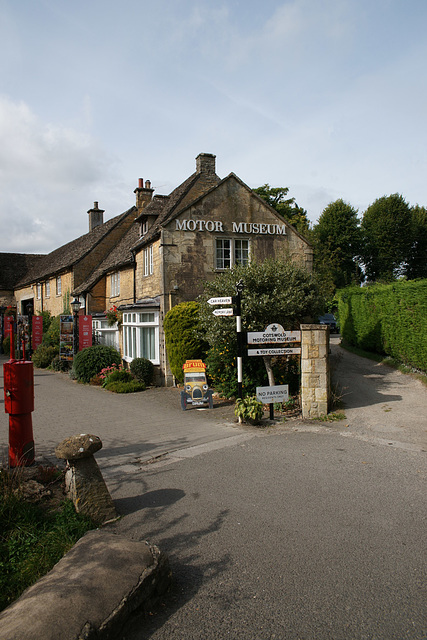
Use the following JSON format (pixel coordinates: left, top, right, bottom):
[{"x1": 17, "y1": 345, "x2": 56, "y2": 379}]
[{"x1": 0, "y1": 354, "x2": 245, "y2": 486}]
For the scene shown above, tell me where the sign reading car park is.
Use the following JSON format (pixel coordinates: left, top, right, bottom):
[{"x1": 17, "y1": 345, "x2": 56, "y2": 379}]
[
  {"x1": 248, "y1": 347, "x2": 301, "y2": 356},
  {"x1": 213, "y1": 307, "x2": 234, "y2": 317},
  {"x1": 247, "y1": 324, "x2": 301, "y2": 345},
  {"x1": 208, "y1": 296, "x2": 233, "y2": 306},
  {"x1": 256, "y1": 385, "x2": 289, "y2": 403}
]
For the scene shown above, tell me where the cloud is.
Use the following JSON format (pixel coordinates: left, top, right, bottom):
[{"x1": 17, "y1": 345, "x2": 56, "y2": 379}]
[{"x1": 0, "y1": 96, "x2": 119, "y2": 252}]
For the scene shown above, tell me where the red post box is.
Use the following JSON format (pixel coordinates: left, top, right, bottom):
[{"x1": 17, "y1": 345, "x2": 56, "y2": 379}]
[{"x1": 3, "y1": 325, "x2": 35, "y2": 467}]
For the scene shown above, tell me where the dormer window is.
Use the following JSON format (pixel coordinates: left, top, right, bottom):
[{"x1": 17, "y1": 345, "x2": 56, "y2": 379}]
[{"x1": 140, "y1": 219, "x2": 148, "y2": 236}]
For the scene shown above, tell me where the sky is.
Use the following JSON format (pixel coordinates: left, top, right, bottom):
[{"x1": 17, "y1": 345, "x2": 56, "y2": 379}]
[{"x1": 1, "y1": 0, "x2": 426, "y2": 254}]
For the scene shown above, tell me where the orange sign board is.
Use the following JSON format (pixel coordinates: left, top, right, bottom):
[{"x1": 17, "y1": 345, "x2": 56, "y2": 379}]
[{"x1": 182, "y1": 359, "x2": 206, "y2": 372}]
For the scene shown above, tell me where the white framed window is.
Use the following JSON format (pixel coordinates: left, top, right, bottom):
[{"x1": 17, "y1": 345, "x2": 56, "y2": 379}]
[
  {"x1": 215, "y1": 238, "x2": 250, "y2": 270},
  {"x1": 36, "y1": 283, "x2": 41, "y2": 299},
  {"x1": 93, "y1": 319, "x2": 120, "y2": 350},
  {"x1": 122, "y1": 310, "x2": 159, "y2": 364},
  {"x1": 110, "y1": 271, "x2": 120, "y2": 297},
  {"x1": 56, "y1": 276, "x2": 62, "y2": 296},
  {"x1": 45, "y1": 280, "x2": 50, "y2": 297},
  {"x1": 144, "y1": 246, "x2": 153, "y2": 276}
]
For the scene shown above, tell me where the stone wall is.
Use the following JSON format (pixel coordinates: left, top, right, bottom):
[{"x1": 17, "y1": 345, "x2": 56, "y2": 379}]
[{"x1": 300, "y1": 324, "x2": 330, "y2": 419}]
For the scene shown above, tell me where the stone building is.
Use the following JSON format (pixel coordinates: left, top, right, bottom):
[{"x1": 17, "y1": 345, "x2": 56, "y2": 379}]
[{"x1": 2, "y1": 153, "x2": 313, "y2": 385}]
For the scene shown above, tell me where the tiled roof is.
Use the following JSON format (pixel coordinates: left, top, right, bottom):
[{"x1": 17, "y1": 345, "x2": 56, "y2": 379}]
[
  {"x1": 14, "y1": 208, "x2": 136, "y2": 287},
  {"x1": 73, "y1": 222, "x2": 141, "y2": 295},
  {"x1": 0, "y1": 253, "x2": 46, "y2": 290}
]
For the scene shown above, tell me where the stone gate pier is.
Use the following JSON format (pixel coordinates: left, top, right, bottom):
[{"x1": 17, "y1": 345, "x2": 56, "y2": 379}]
[{"x1": 300, "y1": 324, "x2": 330, "y2": 419}]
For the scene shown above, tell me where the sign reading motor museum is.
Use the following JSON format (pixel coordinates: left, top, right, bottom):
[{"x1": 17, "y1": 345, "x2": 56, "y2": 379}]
[{"x1": 175, "y1": 219, "x2": 287, "y2": 235}]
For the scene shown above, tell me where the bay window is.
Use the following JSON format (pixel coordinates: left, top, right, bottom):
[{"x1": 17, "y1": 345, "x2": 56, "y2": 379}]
[{"x1": 123, "y1": 310, "x2": 159, "y2": 364}]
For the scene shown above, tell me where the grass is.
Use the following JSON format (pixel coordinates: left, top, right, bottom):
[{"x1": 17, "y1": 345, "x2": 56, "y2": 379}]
[
  {"x1": 340, "y1": 341, "x2": 427, "y2": 387},
  {"x1": 0, "y1": 466, "x2": 96, "y2": 612}
]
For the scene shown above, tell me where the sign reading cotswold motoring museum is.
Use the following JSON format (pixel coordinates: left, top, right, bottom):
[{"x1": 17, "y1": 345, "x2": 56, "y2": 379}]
[{"x1": 176, "y1": 220, "x2": 287, "y2": 235}]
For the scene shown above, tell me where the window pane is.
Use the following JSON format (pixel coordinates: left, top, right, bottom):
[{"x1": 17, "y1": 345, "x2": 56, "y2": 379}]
[
  {"x1": 235, "y1": 239, "x2": 249, "y2": 266},
  {"x1": 139, "y1": 327, "x2": 155, "y2": 360},
  {"x1": 216, "y1": 239, "x2": 231, "y2": 269},
  {"x1": 139, "y1": 313, "x2": 155, "y2": 323}
]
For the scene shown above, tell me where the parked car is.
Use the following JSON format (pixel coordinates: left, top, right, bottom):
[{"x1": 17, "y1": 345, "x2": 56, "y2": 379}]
[{"x1": 318, "y1": 313, "x2": 339, "y2": 333}]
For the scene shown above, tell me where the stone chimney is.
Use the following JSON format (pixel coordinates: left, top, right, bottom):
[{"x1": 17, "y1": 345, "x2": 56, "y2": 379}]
[
  {"x1": 196, "y1": 153, "x2": 216, "y2": 174},
  {"x1": 134, "y1": 178, "x2": 154, "y2": 214},
  {"x1": 88, "y1": 202, "x2": 104, "y2": 232}
]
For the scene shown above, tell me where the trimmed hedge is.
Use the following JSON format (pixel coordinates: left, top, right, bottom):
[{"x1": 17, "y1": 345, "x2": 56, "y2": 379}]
[
  {"x1": 163, "y1": 301, "x2": 208, "y2": 383},
  {"x1": 337, "y1": 280, "x2": 427, "y2": 371}
]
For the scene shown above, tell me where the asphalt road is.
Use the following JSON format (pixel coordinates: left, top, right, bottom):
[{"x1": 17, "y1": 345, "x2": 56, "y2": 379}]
[
  {"x1": 0, "y1": 343, "x2": 426, "y2": 639},
  {"x1": 114, "y1": 340, "x2": 426, "y2": 640}
]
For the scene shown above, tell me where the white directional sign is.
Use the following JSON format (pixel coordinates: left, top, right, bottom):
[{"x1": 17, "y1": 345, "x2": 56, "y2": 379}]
[
  {"x1": 256, "y1": 385, "x2": 289, "y2": 403},
  {"x1": 248, "y1": 347, "x2": 301, "y2": 356},
  {"x1": 213, "y1": 307, "x2": 234, "y2": 317},
  {"x1": 247, "y1": 329, "x2": 301, "y2": 345},
  {"x1": 208, "y1": 296, "x2": 233, "y2": 306}
]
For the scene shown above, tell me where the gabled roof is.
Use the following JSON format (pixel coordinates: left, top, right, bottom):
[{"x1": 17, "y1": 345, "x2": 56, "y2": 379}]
[
  {"x1": 14, "y1": 207, "x2": 136, "y2": 288},
  {"x1": 0, "y1": 253, "x2": 46, "y2": 290},
  {"x1": 131, "y1": 170, "x2": 220, "y2": 251}
]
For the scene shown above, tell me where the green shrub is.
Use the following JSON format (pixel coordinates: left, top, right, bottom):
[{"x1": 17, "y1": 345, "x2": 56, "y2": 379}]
[
  {"x1": 101, "y1": 369, "x2": 133, "y2": 387},
  {"x1": 104, "y1": 379, "x2": 145, "y2": 393},
  {"x1": 163, "y1": 301, "x2": 208, "y2": 382},
  {"x1": 235, "y1": 395, "x2": 264, "y2": 425},
  {"x1": 2, "y1": 335, "x2": 11, "y2": 356},
  {"x1": 37, "y1": 311, "x2": 53, "y2": 334},
  {"x1": 32, "y1": 345, "x2": 58, "y2": 368},
  {"x1": 73, "y1": 345, "x2": 122, "y2": 383},
  {"x1": 50, "y1": 355, "x2": 71, "y2": 372},
  {"x1": 129, "y1": 357, "x2": 155, "y2": 385},
  {"x1": 42, "y1": 316, "x2": 60, "y2": 347}
]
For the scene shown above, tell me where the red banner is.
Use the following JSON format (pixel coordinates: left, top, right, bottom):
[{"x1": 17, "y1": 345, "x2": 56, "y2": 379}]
[
  {"x1": 4, "y1": 315, "x2": 13, "y2": 336},
  {"x1": 79, "y1": 315, "x2": 92, "y2": 350},
  {"x1": 32, "y1": 316, "x2": 43, "y2": 350}
]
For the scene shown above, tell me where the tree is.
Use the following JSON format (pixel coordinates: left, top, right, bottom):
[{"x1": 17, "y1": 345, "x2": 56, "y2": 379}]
[
  {"x1": 312, "y1": 199, "x2": 362, "y2": 291},
  {"x1": 253, "y1": 184, "x2": 310, "y2": 235},
  {"x1": 406, "y1": 205, "x2": 427, "y2": 279},
  {"x1": 198, "y1": 258, "x2": 324, "y2": 394},
  {"x1": 361, "y1": 194, "x2": 412, "y2": 281}
]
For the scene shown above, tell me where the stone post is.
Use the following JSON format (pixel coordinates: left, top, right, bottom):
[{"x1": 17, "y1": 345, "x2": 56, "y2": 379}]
[
  {"x1": 300, "y1": 324, "x2": 330, "y2": 419},
  {"x1": 55, "y1": 434, "x2": 117, "y2": 524}
]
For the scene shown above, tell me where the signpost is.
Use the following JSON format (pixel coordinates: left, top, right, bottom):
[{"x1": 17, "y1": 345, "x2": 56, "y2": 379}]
[
  {"x1": 208, "y1": 283, "x2": 244, "y2": 398},
  {"x1": 247, "y1": 322, "x2": 301, "y2": 419}
]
